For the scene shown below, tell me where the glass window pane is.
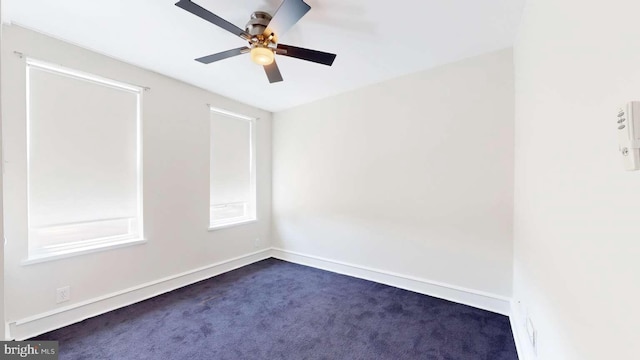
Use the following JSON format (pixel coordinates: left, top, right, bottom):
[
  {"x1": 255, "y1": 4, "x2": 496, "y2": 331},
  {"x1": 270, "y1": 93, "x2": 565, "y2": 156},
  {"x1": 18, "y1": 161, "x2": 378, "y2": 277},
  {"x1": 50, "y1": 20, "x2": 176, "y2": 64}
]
[
  {"x1": 27, "y1": 62, "x2": 142, "y2": 255},
  {"x1": 209, "y1": 111, "x2": 255, "y2": 226}
]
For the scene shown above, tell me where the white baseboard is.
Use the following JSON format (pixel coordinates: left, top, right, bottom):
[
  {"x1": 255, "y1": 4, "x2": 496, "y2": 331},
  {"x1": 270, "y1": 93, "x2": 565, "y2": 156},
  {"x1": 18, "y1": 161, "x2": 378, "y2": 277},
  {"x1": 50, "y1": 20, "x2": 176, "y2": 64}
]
[
  {"x1": 8, "y1": 248, "x2": 272, "y2": 340},
  {"x1": 271, "y1": 248, "x2": 511, "y2": 316}
]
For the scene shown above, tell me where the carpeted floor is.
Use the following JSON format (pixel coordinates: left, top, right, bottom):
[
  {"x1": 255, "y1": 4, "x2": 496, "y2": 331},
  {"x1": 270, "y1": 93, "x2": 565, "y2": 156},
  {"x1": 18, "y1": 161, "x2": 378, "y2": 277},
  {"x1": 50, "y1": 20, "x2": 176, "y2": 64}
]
[{"x1": 32, "y1": 259, "x2": 518, "y2": 359}]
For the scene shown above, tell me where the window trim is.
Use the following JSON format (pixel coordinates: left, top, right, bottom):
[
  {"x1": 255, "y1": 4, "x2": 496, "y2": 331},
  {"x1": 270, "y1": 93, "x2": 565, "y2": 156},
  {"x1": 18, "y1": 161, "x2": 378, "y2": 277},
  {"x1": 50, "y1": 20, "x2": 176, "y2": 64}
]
[
  {"x1": 208, "y1": 106, "x2": 258, "y2": 230},
  {"x1": 24, "y1": 58, "x2": 145, "y2": 263},
  {"x1": 208, "y1": 219, "x2": 257, "y2": 232},
  {"x1": 21, "y1": 238, "x2": 148, "y2": 266}
]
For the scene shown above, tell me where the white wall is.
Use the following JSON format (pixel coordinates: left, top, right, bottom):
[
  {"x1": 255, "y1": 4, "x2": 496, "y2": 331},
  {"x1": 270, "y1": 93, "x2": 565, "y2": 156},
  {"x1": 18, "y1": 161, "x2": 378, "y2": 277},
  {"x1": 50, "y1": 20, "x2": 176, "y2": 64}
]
[
  {"x1": 1, "y1": 25, "x2": 272, "y2": 338},
  {"x1": 0, "y1": 0, "x2": 5, "y2": 340},
  {"x1": 513, "y1": 0, "x2": 640, "y2": 359},
  {"x1": 272, "y1": 49, "x2": 514, "y2": 302}
]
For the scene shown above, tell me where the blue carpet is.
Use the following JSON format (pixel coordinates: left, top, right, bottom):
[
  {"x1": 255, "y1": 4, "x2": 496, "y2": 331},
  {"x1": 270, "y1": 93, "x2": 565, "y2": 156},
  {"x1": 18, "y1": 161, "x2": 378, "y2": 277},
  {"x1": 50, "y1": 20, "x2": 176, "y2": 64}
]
[{"x1": 32, "y1": 259, "x2": 518, "y2": 359}]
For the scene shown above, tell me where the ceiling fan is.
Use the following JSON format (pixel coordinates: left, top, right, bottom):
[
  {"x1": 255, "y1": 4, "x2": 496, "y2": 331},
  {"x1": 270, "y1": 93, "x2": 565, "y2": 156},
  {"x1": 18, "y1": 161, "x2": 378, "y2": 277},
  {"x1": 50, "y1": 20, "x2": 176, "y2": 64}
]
[{"x1": 175, "y1": 0, "x2": 337, "y2": 83}]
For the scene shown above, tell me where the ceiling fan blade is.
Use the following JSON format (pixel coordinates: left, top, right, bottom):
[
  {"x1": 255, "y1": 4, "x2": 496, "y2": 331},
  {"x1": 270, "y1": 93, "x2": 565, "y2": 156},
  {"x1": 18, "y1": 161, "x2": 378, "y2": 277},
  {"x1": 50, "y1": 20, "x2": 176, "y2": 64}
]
[
  {"x1": 276, "y1": 44, "x2": 336, "y2": 66},
  {"x1": 264, "y1": 61, "x2": 284, "y2": 83},
  {"x1": 265, "y1": 0, "x2": 311, "y2": 37},
  {"x1": 195, "y1": 47, "x2": 250, "y2": 64},
  {"x1": 175, "y1": 0, "x2": 251, "y2": 40}
]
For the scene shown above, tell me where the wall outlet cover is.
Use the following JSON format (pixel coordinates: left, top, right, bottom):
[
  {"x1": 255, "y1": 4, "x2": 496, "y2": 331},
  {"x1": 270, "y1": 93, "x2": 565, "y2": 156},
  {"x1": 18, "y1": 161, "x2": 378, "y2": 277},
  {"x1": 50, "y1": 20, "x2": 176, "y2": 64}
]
[
  {"x1": 526, "y1": 316, "x2": 537, "y2": 353},
  {"x1": 56, "y1": 286, "x2": 71, "y2": 304}
]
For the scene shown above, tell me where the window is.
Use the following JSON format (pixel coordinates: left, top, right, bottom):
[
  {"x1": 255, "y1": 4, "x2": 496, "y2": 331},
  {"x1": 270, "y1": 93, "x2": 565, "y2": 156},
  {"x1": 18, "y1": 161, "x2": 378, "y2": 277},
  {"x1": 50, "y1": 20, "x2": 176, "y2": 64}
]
[
  {"x1": 209, "y1": 107, "x2": 256, "y2": 229},
  {"x1": 26, "y1": 59, "x2": 143, "y2": 260}
]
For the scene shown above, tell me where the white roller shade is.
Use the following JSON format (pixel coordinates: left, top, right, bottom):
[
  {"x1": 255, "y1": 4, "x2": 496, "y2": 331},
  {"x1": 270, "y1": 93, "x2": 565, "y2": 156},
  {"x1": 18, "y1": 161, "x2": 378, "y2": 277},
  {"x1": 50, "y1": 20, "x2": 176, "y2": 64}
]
[
  {"x1": 27, "y1": 61, "x2": 142, "y2": 253},
  {"x1": 209, "y1": 110, "x2": 255, "y2": 226}
]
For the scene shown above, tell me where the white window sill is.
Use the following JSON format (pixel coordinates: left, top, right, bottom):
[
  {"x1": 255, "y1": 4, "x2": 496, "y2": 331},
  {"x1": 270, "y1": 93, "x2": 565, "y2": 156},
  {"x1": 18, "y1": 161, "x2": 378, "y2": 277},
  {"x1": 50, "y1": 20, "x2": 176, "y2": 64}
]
[
  {"x1": 208, "y1": 219, "x2": 257, "y2": 232},
  {"x1": 22, "y1": 238, "x2": 147, "y2": 266}
]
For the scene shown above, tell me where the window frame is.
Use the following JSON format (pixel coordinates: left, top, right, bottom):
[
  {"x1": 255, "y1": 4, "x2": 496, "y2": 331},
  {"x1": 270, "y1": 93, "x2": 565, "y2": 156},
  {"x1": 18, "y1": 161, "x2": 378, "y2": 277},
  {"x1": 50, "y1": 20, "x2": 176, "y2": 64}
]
[
  {"x1": 23, "y1": 58, "x2": 145, "y2": 263},
  {"x1": 208, "y1": 106, "x2": 257, "y2": 231}
]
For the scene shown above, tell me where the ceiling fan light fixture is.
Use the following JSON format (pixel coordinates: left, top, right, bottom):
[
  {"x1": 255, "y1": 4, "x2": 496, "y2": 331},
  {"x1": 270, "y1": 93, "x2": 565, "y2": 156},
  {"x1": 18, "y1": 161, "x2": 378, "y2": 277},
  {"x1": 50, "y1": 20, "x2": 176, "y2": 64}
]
[{"x1": 251, "y1": 47, "x2": 275, "y2": 65}]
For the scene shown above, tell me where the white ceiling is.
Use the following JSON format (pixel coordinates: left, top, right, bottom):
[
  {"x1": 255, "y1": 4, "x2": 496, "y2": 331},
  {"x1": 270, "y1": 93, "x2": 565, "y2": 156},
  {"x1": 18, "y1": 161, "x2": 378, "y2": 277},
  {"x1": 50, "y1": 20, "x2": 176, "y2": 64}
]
[{"x1": 1, "y1": 0, "x2": 524, "y2": 112}]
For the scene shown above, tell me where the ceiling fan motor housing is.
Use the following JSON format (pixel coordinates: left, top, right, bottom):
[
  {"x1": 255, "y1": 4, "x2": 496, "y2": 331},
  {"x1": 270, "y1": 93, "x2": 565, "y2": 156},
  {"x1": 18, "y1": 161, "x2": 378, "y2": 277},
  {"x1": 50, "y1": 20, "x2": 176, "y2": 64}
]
[{"x1": 246, "y1": 11, "x2": 272, "y2": 37}]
